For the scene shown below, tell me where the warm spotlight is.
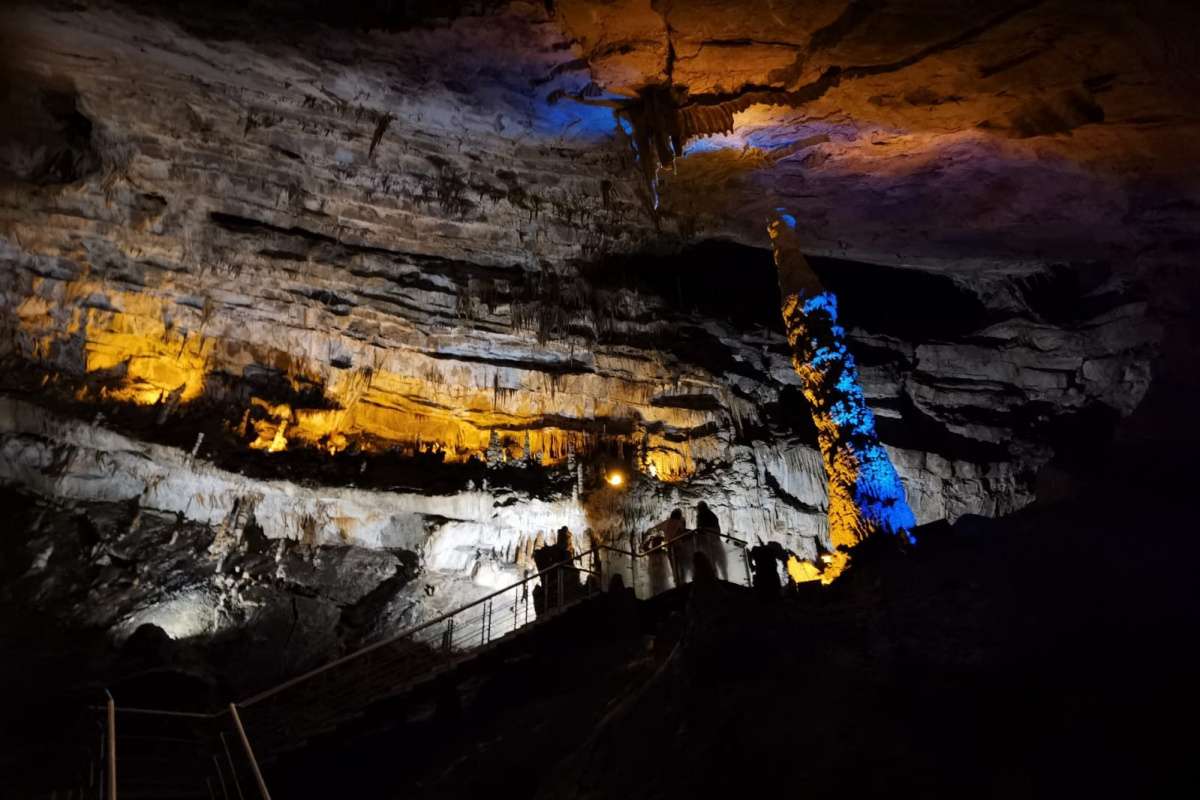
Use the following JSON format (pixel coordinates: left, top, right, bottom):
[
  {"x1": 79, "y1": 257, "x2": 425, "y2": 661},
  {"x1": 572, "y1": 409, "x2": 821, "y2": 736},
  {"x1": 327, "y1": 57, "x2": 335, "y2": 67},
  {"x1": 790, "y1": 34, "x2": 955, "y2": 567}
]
[{"x1": 606, "y1": 471, "x2": 625, "y2": 487}]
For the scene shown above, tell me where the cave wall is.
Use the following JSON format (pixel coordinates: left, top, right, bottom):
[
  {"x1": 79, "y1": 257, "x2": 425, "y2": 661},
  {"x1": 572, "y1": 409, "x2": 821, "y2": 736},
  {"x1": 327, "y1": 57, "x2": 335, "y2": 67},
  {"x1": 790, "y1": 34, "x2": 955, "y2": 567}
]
[{"x1": 0, "y1": 0, "x2": 1168, "y2": 678}]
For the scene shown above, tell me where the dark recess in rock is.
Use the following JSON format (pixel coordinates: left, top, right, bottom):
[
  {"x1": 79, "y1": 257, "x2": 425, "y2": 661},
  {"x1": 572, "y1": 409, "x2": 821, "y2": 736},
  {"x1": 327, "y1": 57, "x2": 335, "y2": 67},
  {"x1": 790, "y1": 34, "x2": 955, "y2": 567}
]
[{"x1": 0, "y1": 85, "x2": 99, "y2": 184}]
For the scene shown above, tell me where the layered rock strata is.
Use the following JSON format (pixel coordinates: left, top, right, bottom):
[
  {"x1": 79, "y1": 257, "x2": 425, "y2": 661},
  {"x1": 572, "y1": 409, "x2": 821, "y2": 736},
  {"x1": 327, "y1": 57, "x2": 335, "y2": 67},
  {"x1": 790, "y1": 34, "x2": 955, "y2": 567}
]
[{"x1": 0, "y1": 0, "x2": 1168, "y2": 668}]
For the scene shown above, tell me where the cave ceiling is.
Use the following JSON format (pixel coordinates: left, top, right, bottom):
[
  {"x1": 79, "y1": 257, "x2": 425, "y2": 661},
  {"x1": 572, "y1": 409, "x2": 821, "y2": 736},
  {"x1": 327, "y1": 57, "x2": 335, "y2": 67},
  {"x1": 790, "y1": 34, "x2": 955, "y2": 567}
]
[
  {"x1": 568, "y1": 0, "x2": 1200, "y2": 266},
  {"x1": 5, "y1": 0, "x2": 1200, "y2": 268}
]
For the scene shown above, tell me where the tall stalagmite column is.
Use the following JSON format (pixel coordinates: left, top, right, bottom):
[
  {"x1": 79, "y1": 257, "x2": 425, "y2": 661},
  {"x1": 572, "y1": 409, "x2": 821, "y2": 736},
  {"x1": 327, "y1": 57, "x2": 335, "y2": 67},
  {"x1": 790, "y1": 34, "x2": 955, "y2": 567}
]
[{"x1": 769, "y1": 214, "x2": 916, "y2": 577}]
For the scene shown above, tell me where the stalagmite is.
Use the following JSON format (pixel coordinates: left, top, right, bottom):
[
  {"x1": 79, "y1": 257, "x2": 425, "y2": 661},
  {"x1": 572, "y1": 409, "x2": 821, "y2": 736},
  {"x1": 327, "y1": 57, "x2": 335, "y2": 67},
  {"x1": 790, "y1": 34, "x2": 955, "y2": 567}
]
[{"x1": 769, "y1": 213, "x2": 917, "y2": 578}]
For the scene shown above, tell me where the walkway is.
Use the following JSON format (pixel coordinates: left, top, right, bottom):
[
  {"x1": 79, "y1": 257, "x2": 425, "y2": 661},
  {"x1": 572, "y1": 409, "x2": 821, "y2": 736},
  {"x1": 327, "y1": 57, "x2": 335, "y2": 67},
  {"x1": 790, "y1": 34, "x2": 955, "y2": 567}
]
[{"x1": 65, "y1": 530, "x2": 752, "y2": 799}]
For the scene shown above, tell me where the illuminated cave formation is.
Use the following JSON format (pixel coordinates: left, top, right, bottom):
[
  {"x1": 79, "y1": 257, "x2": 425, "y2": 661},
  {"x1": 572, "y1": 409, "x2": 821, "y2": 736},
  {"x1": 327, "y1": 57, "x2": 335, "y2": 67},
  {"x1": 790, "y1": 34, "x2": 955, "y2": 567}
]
[{"x1": 770, "y1": 213, "x2": 916, "y2": 576}]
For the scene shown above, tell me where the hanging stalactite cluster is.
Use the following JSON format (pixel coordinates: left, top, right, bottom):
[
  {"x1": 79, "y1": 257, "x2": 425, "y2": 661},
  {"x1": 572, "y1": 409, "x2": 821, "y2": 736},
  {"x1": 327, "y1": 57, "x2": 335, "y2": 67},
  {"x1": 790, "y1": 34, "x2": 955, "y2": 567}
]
[
  {"x1": 616, "y1": 83, "x2": 809, "y2": 205},
  {"x1": 618, "y1": 85, "x2": 688, "y2": 208}
]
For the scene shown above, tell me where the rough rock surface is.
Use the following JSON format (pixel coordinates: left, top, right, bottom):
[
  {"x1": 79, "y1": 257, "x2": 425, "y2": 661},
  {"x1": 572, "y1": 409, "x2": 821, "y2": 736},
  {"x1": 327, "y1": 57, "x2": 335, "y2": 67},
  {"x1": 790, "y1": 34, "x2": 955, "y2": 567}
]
[
  {"x1": 558, "y1": 0, "x2": 1200, "y2": 264},
  {"x1": 0, "y1": 485, "x2": 421, "y2": 698},
  {"x1": 0, "y1": 0, "x2": 1184, "y2": 693}
]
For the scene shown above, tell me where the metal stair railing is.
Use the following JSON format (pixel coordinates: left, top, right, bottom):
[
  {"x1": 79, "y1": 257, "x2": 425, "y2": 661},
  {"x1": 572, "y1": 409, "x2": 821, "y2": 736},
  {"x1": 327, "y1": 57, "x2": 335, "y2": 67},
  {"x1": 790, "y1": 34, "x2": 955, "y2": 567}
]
[
  {"x1": 234, "y1": 530, "x2": 750, "y2": 752},
  {"x1": 85, "y1": 700, "x2": 271, "y2": 800},
  {"x1": 605, "y1": 528, "x2": 754, "y2": 595},
  {"x1": 233, "y1": 552, "x2": 606, "y2": 753},
  {"x1": 82, "y1": 528, "x2": 753, "y2": 798}
]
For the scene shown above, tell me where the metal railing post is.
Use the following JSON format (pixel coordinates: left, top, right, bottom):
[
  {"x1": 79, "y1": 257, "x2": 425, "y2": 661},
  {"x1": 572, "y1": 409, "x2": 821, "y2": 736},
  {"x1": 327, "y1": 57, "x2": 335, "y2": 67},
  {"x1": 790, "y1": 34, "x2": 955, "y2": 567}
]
[
  {"x1": 220, "y1": 733, "x2": 246, "y2": 800},
  {"x1": 228, "y1": 705, "x2": 271, "y2": 800},
  {"x1": 104, "y1": 691, "x2": 116, "y2": 800},
  {"x1": 97, "y1": 717, "x2": 105, "y2": 800},
  {"x1": 213, "y1": 755, "x2": 230, "y2": 800}
]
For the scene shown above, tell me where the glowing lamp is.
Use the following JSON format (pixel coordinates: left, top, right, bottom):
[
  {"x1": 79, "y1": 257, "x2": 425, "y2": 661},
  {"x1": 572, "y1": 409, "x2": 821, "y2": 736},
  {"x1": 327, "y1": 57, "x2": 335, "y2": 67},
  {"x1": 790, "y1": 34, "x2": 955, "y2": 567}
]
[{"x1": 605, "y1": 471, "x2": 625, "y2": 488}]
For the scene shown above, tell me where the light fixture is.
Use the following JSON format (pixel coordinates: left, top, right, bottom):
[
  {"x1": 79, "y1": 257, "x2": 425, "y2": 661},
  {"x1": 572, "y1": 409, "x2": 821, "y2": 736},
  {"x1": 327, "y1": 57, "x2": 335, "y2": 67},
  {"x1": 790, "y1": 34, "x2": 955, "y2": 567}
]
[{"x1": 606, "y1": 471, "x2": 625, "y2": 487}]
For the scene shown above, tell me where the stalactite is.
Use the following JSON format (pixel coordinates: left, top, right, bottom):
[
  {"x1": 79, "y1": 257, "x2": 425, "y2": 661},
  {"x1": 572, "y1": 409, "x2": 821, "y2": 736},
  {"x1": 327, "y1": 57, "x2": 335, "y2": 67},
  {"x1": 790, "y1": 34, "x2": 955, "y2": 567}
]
[
  {"x1": 768, "y1": 213, "x2": 916, "y2": 579},
  {"x1": 485, "y1": 430, "x2": 503, "y2": 469},
  {"x1": 617, "y1": 83, "x2": 751, "y2": 207},
  {"x1": 617, "y1": 84, "x2": 690, "y2": 209}
]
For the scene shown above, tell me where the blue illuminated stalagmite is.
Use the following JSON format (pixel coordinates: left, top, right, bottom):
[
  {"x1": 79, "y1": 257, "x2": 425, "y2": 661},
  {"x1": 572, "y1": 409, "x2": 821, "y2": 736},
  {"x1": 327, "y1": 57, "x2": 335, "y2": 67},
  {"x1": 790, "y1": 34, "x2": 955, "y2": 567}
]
[{"x1": 769, "y1": 213, "x2": 916, "y2": 577}]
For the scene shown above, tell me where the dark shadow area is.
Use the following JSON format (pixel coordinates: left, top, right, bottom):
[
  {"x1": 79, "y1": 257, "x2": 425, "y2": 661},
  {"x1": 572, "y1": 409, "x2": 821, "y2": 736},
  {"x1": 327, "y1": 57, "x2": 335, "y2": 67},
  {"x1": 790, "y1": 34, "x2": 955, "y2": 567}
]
[
  {"x1": 585, "y1": 240, "x2": 786, "y2": 334},
  {"x1": 875, "y1": 393, "x2": 1013, "y2": 464},
  {"x1": 8, "y1": 431, "x2": 1173, "y2": 798},
  {"x1": 0, "y1": 82, "x2": 100, "y2": 185},
  {"x1": 1011, "y1": 261, "x2": 1117, "y2": 325},
  {"x1": 809, "y1": 253, "x2": 993, "y2": 340},
  {"x1": 742, "y1": 384, "x2": 821, "y2": 446},
  {"x1": 250, "y1": 464, "x2": 1198, "y2": 799},
  {"x1": 591, "y1": 239, "x2": 1135, "y2": 347}
]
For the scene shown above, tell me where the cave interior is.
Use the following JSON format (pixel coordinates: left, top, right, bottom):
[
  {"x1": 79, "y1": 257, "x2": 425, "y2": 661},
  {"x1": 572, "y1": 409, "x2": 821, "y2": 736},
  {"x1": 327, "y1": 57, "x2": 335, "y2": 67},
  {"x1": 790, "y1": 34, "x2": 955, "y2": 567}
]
[{"x1": 1, "y1": 1, "x2": 1199, "y2": 798}]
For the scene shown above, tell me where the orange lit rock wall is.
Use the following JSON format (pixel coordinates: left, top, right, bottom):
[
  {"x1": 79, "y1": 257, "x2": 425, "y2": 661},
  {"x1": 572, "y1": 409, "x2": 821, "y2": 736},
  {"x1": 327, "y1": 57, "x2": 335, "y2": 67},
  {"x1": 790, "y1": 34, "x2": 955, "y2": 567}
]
[{"x1": 4, "y1": 243, "x2": 758, "y2": 476}]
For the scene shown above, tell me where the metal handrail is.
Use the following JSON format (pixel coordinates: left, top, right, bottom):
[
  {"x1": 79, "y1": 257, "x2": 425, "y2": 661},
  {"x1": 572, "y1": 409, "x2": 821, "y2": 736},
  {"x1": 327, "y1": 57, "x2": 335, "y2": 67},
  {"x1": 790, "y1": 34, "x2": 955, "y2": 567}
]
[
  {"x1": 239, "y1": 549, "x2": 600, "y2": 708},
  {"x1": 105, "y1": 690, "x2": 116, "y2": 800},
  {"x1": 85, "y1": 528, "x2": 751, "y2": 798},
  {"x1": 93, "y1": 692, "x2": 269, "y2": 800},
  {"x1": 239, "y1": 528, "x2": 748, "y2": 709},
  {"x1": 634, "y1": 528, "x2": 749, "y2": 556},
  {"x1": 94, "y1": 705, "x2": 223, "y2": 719},
  {"x1": 96, "y1": 530, "x2": 751, "y2": 720}
]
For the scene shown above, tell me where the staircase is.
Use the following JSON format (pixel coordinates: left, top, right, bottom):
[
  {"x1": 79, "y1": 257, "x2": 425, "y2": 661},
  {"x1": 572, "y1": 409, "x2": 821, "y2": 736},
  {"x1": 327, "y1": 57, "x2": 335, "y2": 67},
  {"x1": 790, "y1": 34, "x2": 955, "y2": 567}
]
[{"x1": 68, "y1": 530, "x2": 751, "y2": 799}]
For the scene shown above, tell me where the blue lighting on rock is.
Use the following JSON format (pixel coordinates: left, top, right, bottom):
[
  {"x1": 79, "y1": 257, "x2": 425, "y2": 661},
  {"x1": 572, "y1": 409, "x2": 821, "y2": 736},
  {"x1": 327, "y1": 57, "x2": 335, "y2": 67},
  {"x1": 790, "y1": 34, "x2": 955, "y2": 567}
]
[
  {"x1": 799, "y1": 288, "x2": 917, "y2": 544},
  {"x1": 771, "y1": 214, "x2": 917, "y2": 557},
  {"x1": 530, "y1": 102, "x2": 621, "y2": 141},
  {"x1": 681, "y1": 137, "x2": 730, "y2": 156}
]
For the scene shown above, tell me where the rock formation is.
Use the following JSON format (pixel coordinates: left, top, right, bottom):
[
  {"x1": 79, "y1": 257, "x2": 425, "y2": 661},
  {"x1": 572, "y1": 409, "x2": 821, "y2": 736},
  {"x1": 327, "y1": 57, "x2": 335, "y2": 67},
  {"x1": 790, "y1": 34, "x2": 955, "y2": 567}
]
[
  {"x1": 0, "y1": 0, "x2": 1190, "y2": 694},
  {"x1": 771, "y1": 212, "x2": 915, "y2": 578}
]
